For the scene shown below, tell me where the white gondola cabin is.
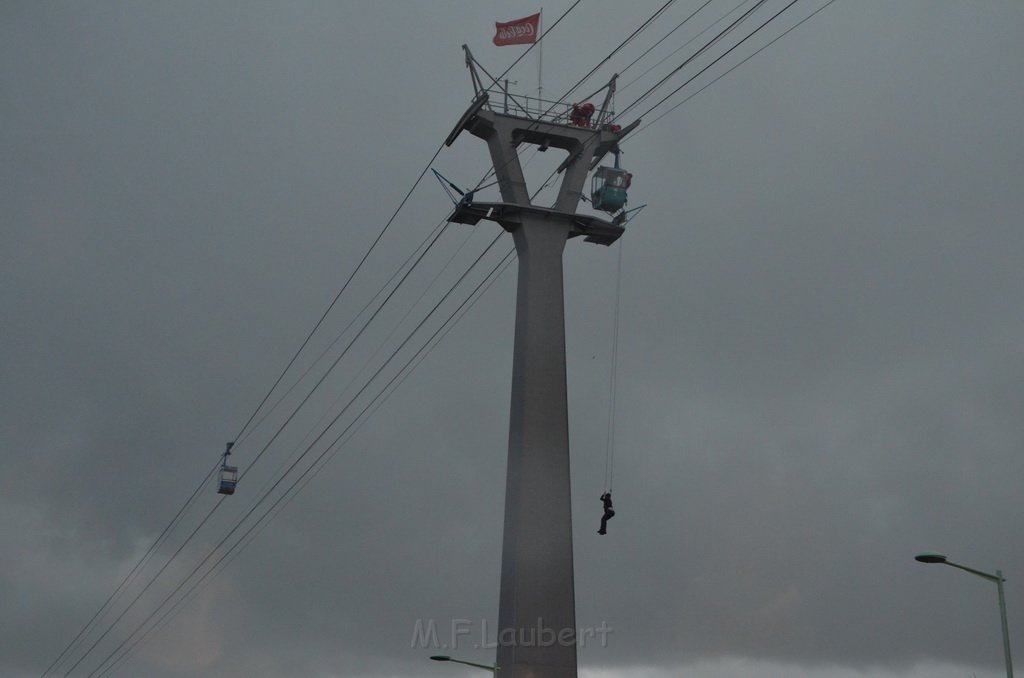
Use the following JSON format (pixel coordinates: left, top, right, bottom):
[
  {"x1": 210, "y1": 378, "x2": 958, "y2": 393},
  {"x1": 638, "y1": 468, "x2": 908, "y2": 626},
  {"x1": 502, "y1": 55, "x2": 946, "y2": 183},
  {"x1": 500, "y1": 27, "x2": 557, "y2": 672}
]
[
  {"x1": 218, "y1": 442, "x2": 238, "y2": 495},
  {"x1": 218, "y1": 464, "x2": 238, "y2": 495}
]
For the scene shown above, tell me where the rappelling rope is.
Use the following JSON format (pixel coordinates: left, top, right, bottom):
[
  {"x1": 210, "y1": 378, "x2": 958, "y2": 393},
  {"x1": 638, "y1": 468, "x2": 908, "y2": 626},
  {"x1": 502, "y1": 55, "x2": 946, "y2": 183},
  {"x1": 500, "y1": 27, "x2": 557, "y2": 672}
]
[{"x1": 603, "y1": 239, "x2": 624, "y2": 493}]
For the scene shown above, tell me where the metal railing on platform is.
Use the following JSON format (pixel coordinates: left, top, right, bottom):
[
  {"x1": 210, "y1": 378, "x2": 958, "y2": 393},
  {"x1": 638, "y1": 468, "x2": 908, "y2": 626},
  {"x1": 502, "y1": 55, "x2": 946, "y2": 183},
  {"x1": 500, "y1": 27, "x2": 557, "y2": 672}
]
[{"x1": 480, "y1": 87, "x2": 610, "y2": 128}]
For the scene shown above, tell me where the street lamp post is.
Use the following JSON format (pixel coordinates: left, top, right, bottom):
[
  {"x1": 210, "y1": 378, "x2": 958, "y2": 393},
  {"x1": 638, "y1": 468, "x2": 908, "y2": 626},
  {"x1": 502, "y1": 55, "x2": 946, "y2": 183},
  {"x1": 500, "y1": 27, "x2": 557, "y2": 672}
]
[
  {"x1": 915, "y1": 551, "x2": 1014, "y2": 678},
  {"x1": 430, "y1": 654, "x2": 499, "y2": 674}
]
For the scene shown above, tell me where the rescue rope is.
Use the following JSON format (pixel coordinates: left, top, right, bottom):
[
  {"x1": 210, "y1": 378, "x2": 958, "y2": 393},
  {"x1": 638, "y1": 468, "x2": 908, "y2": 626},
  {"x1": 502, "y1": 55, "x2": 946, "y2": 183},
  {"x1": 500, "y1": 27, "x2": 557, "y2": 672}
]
[{"x1": 603, "y1": 240, "x2": 624, "y2": 493}]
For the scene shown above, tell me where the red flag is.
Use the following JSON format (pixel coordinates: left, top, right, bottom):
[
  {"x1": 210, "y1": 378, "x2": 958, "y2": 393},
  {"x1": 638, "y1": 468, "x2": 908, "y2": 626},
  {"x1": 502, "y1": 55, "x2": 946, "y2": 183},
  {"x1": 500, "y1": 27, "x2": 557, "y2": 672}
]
[{"x1": 493, "y1": 13, "x2": 540, "y2": 46}]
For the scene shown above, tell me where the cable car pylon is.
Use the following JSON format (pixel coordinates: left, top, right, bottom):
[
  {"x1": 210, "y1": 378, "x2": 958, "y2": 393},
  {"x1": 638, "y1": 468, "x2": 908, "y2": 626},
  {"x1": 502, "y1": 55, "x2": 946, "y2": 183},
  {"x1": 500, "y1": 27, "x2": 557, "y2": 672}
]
[{"x1": 445, "y1": 45, "x2": 641, "y2": 678}]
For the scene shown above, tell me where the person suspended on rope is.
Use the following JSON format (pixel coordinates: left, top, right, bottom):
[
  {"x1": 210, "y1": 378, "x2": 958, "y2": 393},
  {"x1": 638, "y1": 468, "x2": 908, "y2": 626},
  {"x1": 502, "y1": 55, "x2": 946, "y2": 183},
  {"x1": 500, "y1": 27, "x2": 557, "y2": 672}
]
[{"x1": 597, "y1": 492, "x2": 615, "y2": 535}]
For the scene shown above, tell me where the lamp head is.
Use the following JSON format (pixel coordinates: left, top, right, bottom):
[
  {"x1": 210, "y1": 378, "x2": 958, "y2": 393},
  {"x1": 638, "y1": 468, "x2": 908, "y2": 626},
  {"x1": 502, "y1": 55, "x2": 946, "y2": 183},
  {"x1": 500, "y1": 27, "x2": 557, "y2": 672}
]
[
  {"x1": 430, "y1": 655, "x2": 452, "y2": 662},
  {"x1": 915, "y1": 552, "x2": 948, "y2": 564}
]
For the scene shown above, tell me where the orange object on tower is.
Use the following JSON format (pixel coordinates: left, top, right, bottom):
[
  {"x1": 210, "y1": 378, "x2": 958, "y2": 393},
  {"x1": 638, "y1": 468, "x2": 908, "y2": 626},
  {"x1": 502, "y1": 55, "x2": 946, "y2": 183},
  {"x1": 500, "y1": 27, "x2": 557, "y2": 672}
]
[{"x1": 570, "y1": 102, "x2": 595, "y2": 127}]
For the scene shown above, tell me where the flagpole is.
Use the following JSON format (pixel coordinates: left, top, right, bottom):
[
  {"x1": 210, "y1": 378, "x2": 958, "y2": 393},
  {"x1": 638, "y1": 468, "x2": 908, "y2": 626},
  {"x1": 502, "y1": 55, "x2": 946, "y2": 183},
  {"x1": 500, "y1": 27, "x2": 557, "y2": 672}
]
[{"x1": 538, "y1": 8, "x2": 543, "y2": 109}]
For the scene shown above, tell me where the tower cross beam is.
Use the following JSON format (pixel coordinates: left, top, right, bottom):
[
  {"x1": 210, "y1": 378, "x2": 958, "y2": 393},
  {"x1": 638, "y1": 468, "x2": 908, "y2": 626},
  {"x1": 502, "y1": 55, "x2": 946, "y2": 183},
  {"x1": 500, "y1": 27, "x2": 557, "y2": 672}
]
[{"x1": 462, "y1": 109, "x2": 623, "y2": 212}]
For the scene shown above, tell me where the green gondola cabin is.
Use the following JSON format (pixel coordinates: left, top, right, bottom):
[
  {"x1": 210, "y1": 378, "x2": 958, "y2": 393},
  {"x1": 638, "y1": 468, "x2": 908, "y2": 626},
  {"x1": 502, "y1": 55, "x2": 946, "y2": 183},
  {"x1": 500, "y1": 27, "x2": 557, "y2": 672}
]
[{"x1": 591, "y1": 166, "x2": 632, "y2": 213}]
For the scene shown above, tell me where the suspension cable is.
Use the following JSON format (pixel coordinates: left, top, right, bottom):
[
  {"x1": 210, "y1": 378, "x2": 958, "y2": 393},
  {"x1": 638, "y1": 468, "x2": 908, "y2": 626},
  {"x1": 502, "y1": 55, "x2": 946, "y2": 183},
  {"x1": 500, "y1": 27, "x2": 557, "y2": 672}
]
[
  {"x1": 619, "y1": 0, "x2": 750, "y2": 92},
  {"x1": 97, "y1": 245, "x2": 520, "y2": 678},
  {"x1": 39, "y1": 462, "x2": 218, "y2": 678},
  {"x1": 562, "y1": 0, "x2": 679, "y2": 106},
  {"x1": 632, "y1": 0, "x2": 804, "y2": 123},
  {"x1": 87, "y1": 232, "x2": 511, "y2": 678},
  {"x1": 494, "y1": 0, "x2": 584, "y2": 83},
  {"x1": 617, "y1": 0, "x2": 717, "y2": 79},
  {"x1": 47, "y1": 142, "x2": 449, "y2": 678},
  {"x1": 616, "y1": 0, "x2": 769, "y2": 121},
  {"x1": 230, "y1": 141, "x2": 447, "y2": 446},
  {"x1": 633, "y1": 0, "x2": 838, "y2": 136}
]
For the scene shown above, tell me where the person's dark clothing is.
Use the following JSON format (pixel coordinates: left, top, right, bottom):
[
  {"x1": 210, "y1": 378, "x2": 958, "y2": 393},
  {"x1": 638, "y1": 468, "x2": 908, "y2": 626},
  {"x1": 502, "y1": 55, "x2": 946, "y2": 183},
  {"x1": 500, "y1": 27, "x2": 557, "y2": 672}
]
[{"x1": 598, "y1": 492, "x2": 615, "y2": 535}]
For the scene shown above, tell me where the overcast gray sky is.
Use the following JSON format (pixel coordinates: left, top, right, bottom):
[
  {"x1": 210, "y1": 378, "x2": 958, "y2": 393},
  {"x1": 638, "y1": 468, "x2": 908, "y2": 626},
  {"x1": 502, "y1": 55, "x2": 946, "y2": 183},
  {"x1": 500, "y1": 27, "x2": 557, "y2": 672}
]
[{"x1": 3, "y1": 2, "x2": 1023, "y2": 677}]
